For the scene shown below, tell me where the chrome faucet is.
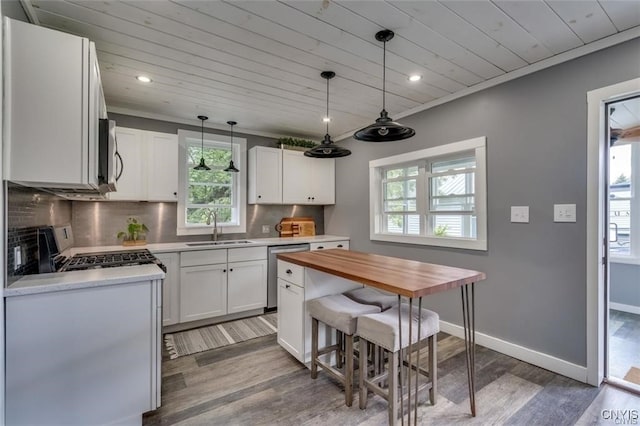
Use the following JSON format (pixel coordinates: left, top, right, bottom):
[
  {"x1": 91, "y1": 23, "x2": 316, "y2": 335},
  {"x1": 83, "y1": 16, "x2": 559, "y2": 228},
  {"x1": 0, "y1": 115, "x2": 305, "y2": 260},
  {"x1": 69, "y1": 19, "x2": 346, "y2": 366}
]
[{"x1": 205, "y1": 209, "x2": 219, "y2": 241}]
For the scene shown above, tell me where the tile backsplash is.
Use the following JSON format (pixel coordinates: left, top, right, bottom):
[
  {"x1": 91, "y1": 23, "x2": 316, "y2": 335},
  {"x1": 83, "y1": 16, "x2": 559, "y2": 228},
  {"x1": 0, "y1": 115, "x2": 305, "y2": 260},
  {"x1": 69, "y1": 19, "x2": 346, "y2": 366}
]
[
  {"x1": 72, "y1": 202, "x2": 324, "y2": 247},
  {"x1": 6, "y1": 183, "x2": 72, "y2": 282}
]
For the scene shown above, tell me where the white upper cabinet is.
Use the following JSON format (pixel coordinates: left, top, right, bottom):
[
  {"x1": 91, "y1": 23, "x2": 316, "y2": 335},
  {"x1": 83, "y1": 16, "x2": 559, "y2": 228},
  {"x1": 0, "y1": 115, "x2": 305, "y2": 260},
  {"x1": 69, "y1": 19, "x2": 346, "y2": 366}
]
[
  {"x1": 4, "y1": 18, "x2": 103, "y2": 189},
  {"x1": 249, "y1": 148, "x2": 335, "y2": 205},
  {"x1": 109, "y1": 128, "x2": 178, "y2": 202},
  {"x1": 146, "y1": 132, "x2": 179, "y2": 201},
  {"x1": 248, "y1": 146, "x2": 282, "y2": 204},
  {"x1": 282, "y1": 150, "x2": 335, "y2": 205}
]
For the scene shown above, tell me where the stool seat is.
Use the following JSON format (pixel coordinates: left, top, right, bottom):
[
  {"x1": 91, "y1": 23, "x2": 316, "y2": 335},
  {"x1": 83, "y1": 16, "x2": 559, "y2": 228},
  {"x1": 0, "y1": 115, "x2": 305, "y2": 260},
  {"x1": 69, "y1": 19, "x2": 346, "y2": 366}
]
[
  {"x1": 343, "y1": 287, "x2": 399, "y2": 311},
  {"x1": 358, "y1": 304, "x2": 440, "y2": 353},
  {"x1": 307, "y1": 294, "x2": 381, "y2": 335}
]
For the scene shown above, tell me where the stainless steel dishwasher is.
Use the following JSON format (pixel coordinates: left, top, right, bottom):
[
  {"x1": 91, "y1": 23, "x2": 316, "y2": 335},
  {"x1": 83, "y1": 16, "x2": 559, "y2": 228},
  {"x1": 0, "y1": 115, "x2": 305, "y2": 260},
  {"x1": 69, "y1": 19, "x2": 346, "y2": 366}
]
[{"x1": 267, "y1": 244, "x2": 310, "y2": 309}]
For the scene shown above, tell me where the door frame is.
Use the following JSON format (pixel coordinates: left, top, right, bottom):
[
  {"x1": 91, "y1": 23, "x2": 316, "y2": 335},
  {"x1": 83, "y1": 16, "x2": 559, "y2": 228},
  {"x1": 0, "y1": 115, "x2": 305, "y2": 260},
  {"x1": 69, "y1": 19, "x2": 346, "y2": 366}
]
[{"x1": 586, "y1": 77, "x2": 640, "y2": 386}]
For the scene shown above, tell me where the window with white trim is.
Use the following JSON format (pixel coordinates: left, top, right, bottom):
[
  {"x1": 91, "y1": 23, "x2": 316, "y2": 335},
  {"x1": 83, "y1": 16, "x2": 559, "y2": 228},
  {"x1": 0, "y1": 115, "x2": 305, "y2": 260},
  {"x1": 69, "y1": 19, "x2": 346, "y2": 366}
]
[
  {"x1": 370, "y1": 137, "x2": 487, "y2": 250},
  {"x1": 609, "y1": 142, "x2": 638, "y2": 260},
  {"x1": 177, "y1": 129, "x2": 246, "y2": 236}
]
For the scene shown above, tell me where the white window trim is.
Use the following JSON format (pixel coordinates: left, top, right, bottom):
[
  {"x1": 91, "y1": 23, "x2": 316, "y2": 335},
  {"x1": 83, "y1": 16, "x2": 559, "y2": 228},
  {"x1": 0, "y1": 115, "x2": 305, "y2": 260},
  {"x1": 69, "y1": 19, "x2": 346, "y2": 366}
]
[
  {"x1": 369, "y1": 136, "x2": 487, "y2": 251},
  {"x1": 176, "y1": 129, "x2": 247, "y2": 236}
]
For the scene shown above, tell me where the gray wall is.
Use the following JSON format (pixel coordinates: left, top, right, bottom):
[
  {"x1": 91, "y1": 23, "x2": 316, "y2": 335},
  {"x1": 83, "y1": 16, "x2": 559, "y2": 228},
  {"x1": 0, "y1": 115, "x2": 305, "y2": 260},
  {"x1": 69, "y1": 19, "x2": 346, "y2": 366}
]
[
  {"x1": 71, "y1": 113, "x2": 323, "y2": 247},
  {"x1": 326, "y1": 38, "x2": 640, "y2": 366},
  {"x1": 610, "y1": 263, "x2": 640, "y2": 308},
  {"x1": 1, "y1": 1, "x2": 28, "y2": 22}
]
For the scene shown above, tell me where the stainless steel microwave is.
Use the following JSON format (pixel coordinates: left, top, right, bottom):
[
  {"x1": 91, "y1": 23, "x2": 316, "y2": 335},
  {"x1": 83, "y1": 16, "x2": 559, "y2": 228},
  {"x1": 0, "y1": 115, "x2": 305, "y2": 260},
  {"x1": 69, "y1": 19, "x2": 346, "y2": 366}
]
[{"x1": 98, "y1": 119, "x2": 122, "y2": 193}]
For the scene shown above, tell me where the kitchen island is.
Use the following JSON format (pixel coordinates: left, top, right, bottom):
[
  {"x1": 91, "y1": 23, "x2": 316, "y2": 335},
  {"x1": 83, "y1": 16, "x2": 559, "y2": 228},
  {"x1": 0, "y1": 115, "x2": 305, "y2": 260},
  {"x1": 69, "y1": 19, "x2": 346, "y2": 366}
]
[{"x1": 277, "y1": 249, "x2": 486, "y2": 421}]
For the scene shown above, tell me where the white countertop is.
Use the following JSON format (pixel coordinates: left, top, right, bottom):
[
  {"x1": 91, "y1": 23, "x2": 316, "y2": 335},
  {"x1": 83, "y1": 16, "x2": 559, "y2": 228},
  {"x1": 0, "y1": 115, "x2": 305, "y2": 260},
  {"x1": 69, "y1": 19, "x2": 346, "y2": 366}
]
[
  {"x1": 5, "y1": 235, "x2": 349, "y2": 297},
  {"x1": 5, "y1": 264, "x2": 165, "y2": 297},
  {"x1": 67, "y1": 234, "x2": 350, "y2": 256}
]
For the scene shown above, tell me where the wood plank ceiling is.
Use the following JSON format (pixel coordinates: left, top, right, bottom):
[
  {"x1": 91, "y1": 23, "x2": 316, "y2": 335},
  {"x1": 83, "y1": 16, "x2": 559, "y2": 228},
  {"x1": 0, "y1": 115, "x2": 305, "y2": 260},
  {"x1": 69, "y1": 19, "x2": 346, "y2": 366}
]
[{"x1": 28, "y1": 0, "x2": 640, "y2": 140}]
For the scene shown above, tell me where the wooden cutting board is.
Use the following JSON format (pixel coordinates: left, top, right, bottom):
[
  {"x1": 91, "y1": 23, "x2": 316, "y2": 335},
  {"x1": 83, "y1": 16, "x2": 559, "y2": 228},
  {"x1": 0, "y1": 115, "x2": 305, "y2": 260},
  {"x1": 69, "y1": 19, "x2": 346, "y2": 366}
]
[{"x1": 277, "y1": 217, "x2": 316, "y2": 237}]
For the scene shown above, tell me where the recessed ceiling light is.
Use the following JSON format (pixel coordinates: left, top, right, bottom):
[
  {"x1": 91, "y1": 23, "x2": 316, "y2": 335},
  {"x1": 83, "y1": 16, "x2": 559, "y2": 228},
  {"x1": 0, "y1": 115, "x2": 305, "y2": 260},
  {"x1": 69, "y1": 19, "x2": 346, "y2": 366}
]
[
  {"x1": 136, "y1": 75, "x2": 152, "y2": 83},
  {"x1": 408, "y1": 74, "x2": 422, "y2": 82},
  {"x1": 323, "y1": 117, "x2": 331, "y2": 123}
]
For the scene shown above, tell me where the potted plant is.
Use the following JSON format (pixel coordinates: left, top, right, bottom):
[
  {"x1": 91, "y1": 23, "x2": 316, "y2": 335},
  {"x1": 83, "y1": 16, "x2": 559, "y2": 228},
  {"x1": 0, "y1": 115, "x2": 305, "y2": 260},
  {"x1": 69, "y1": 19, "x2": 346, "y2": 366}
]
[
  {"x1": 277, "y1": 137, "x2": 317, "y2": 151},
  {"x1": 117, "y1": 217, "x2": 149, "y2": 246}
]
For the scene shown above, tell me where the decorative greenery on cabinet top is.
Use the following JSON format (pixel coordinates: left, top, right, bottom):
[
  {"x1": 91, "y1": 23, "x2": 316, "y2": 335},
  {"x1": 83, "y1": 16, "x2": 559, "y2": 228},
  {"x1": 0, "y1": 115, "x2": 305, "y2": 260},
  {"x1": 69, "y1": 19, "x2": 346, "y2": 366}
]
[{"x1": 277, "y1": 137, "x2": 317, "y2": 149}]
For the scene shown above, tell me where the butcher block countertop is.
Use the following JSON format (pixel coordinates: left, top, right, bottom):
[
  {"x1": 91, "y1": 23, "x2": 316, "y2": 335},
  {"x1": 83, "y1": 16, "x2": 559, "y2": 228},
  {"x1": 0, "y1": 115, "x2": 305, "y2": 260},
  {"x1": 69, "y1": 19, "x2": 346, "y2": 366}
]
[{"x1": 277, "y1": 249, "x2": 486, "y2": 298}]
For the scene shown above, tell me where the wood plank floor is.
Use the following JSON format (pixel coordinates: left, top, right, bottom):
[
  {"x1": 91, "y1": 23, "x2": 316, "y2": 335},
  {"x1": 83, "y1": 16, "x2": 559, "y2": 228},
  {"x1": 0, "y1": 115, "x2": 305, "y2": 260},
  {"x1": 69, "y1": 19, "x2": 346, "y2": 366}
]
[{"x1": 144, "y1": 333, "x2": 640, "y2": 425}]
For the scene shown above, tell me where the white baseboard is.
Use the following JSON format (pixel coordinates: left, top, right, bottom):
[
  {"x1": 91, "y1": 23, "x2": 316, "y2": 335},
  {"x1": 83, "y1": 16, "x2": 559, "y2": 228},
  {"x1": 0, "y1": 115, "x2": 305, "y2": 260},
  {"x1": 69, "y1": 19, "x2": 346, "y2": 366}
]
[
  {"x1": 610, "y1": 302, "x2": 640, "y2": 315},
  {"x1": 439, "y1": 321, "x2": 588, "y2": 383}
]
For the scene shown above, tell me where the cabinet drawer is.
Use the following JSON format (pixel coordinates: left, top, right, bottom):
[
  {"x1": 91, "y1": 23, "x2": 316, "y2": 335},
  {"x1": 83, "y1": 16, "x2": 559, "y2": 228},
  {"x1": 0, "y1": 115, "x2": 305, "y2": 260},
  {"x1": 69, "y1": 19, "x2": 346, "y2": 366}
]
[
  {"x1": 181, "y1": 249, "x2": 227, "y2": 267},
  {"x1": 228, "y1": 246, "x2": 267, "y2": 262},
  {"x1": 277, "y1": 260, "x2": 304, "y2": 286},
  {"x1": 310, "y1": 241, "x2": 349, "y2": 251}
]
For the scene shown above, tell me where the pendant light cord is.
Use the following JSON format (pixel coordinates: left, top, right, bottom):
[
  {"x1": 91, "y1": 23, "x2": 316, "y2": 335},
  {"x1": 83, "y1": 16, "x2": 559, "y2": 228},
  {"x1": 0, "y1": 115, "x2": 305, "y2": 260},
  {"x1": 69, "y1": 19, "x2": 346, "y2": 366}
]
[
  {"x1": 201, "y1": 118, "x2": 204, "y2": 157},
  {"x1": 230, "y1": 123, "x2": 234, "y2": 157},
  {"x1": 382, "y1": 38, "x2": 386, "y2": 111},
  {"x1": 326, "y1": 76, "x2": 330, "y2": 134}
]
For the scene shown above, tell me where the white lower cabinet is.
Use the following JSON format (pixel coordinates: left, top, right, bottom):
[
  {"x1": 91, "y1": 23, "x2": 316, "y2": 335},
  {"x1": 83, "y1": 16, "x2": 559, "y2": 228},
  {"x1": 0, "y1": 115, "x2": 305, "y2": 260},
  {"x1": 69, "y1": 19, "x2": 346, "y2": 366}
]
[
  {"x1": 228, "y1": 259, "x2": 267, "y2": 314},
  {"x1": 277, "y1": 277, "x2": 304, "y2": 359},
  {"x1": 6, "y1": 279, "x2": 162, "y2": 426},
  {"x1": 179, "y1": 263, "x2": 228, "y2": 322},
  {"x1": 155, "y1": 252, "x2": 179, "y2": 326},
  {"x1": 309, "y1": 240, "x2": 349, "y2": 251},
  {"x1": 175, "y1": 246, "x2": 268, "y2": 325},
  {"x1": 277, "y1": 259, "x2": 360, "y2": 364}
]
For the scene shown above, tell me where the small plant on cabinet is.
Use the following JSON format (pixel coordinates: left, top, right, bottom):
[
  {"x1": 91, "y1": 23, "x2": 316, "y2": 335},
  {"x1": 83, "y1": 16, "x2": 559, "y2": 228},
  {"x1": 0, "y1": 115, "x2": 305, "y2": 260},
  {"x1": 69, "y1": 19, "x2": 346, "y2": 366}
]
[{"x1": 117, "y1": 217, "x2": 149, "y2": 246}]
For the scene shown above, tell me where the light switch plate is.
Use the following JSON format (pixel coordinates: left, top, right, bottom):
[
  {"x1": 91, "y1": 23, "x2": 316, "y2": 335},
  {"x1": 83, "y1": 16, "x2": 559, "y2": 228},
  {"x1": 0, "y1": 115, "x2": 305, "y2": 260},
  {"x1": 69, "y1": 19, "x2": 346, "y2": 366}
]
[
  {"x1": 554, "y1": 204, "x2": 576, "y2": 222},
  {"x1": 262, "y1": 225, "x2": 270, "y2": 234},
  {"x1": 511, "y1": 206, "x2": 529, "y2": 223}
]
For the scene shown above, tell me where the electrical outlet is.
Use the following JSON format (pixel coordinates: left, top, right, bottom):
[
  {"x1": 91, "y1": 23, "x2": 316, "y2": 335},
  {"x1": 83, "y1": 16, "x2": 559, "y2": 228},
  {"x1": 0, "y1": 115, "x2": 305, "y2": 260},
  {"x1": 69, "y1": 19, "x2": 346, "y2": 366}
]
[
  {"x1": 262, "y1": 225, "x2": 270, "y2": 234},
  {"x1": 14, "y1": 246, "x2": 22, "y2": 271},
  {"x1": 511, "y1": 206, "x2": 529, "y2": 223}
]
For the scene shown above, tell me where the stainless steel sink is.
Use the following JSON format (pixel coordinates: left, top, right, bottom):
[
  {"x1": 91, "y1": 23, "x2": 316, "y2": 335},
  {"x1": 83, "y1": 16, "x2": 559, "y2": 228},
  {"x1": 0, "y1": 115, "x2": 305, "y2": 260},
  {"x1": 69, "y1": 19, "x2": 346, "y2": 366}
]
[{"x1": 186, "y1": 240, "x2": 254, "y2": 247}]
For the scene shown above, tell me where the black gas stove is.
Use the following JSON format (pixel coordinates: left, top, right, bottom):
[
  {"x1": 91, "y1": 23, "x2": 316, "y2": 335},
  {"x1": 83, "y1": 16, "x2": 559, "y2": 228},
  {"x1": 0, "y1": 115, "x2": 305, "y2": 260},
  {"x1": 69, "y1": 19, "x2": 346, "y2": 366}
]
[{"x1": 59, "y1": 249, "x2": 166, "y2": 272}]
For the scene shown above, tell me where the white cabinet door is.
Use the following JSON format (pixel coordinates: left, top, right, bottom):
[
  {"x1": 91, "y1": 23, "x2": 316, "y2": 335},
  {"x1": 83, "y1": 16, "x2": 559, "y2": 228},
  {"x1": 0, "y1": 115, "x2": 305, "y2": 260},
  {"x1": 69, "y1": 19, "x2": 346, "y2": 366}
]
[
  {"x1": 146, "y1": 132, "x2": 179, "y2": 201},
  {"x1": 282, "y1": 150, "x2": 336, "y2": 205},
  {"x1": 155, "y1": 252, "x2": 180, "y2": 326},
  {"x1": 282, "y1": 150, "x2": 312, "y2": 204},
  {"x1": 109, "y1": 127, "x2": 146, "y2": 200},
  {"x1": 248, "y1": 146, "x2": 282, "y2": 204},
  {"x1": 277, "y1": 278, "x2": 304, "y2": 362},
  {"x1": 227, "y1": 259, "x2": 267, "y2": 314},
  {"x1": 180, "y1": 264, "x2": 227, "y2": 322},
  {"x1": 311, "y1": 158, "x2": 335, "y2": 204},
  {"x1": 5, "y1": 19, "x2": 98, "y2": 188}
]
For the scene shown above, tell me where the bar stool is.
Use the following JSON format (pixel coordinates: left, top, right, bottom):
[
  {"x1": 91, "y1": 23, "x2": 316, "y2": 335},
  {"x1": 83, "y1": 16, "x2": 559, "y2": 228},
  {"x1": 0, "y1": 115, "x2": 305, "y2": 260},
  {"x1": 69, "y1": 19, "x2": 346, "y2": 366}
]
[
  {"x1": 357, "y1": 304, "x2": 439, "y2": 425},
  {"x1": 307, "y1": 294, "x2": 381, "y2": 407},
  {"x1": 344, "y1": 287, "x2": 399, "y2": 311}
]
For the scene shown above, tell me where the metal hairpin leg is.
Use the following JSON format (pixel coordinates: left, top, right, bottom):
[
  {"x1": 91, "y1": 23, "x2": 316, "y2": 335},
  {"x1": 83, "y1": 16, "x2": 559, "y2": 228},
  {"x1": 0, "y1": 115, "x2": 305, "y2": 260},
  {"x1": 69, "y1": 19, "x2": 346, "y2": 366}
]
[
  {"x1": 461, "y1": 283, "x2": 476, "y2": 417},
  {"x1": 398, "y1": 295, "x2": 404, "y2": 426}
]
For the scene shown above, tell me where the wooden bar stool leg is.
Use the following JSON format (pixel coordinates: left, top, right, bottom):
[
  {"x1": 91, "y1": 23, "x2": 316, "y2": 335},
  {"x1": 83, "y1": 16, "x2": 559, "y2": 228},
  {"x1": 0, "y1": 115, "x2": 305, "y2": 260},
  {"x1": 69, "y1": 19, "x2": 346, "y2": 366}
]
[
  {"x1": 345, "y1": 334, "x2": 354, "y2": 407},
  {"x1": 336, "y1": 330, "x2": 343, "y2": 369},
  {"x1": 311, "y1": 318, "x2": 319, "y2": 379},
  {"x1": 429, "y1": 335, "x2": 437, "y2": 405},
  {"x1": 389, "y1": 350, "x2": 399, "y2": 426},
  {"x1": 359, "y1": 337, "x2": 369, "y2": 409}
]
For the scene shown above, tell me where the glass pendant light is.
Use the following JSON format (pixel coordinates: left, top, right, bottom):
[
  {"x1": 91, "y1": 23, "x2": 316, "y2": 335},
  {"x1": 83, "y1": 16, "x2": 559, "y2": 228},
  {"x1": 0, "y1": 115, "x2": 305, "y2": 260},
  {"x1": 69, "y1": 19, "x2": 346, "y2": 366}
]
[
  {"x1": 353, "y1": 30, "x2": 415, "y2": 142},
  {"x1": 224, "y1": 120, "x2": 240, "y2": 172},
  {"x1": 304, "y1": 71, "x2": 351, "y2": 158},
  {"x1": 194, "y1": 115, "x2": 211, "y2": 171}
]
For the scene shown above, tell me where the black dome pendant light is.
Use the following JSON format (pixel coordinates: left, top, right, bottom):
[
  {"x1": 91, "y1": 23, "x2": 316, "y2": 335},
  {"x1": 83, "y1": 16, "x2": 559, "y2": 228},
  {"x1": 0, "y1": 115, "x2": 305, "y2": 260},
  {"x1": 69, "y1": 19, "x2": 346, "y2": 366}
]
[
  {"x1": 224, "y1": 120, "x2": 240, "y2": 172},
  {"x1": 304, "y1": 71, "x2": 351, "y2": 158},
  {"x1": 354, "y1": 30, "x2": 415, "y2": 142},
  {"x1": 194, "y1": 115, "x2": 211, "y2": 171}
]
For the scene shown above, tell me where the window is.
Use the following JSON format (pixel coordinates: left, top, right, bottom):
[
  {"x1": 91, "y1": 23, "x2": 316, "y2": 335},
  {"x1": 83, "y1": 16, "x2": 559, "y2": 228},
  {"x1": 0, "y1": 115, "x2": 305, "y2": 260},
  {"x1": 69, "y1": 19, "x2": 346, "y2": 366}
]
[
  {"x1": 177, "y1": 129, "x2": 246, "y2": 236},
  {"x1": 609, "y1": 142, "x2": 638, "y2": 260},
  {"x1": 370, "y1": 137, "x2": 487, "y2": 250}
]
